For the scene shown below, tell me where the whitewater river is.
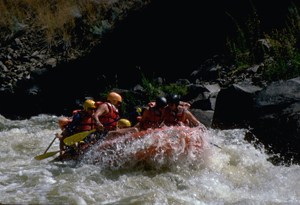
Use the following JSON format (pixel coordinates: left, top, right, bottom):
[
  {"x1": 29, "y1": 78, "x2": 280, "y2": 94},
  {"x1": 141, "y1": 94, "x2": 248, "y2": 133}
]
[{"x1": 1, "y1": 114, "x2": 300, "y2": 204}]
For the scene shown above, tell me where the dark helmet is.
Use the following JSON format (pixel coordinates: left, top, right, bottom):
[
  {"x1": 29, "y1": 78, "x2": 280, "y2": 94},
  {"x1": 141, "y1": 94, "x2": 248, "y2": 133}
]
[
  {"x1": 155, "y1": 96, "x2": 167, "y2": 109},
  {"x1": 167, "y1": 94, "x2": 180, "y2": 106}
]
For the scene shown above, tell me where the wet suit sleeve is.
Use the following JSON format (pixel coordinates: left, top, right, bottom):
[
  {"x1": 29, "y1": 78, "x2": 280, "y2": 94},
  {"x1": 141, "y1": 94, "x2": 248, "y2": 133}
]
[{"x1": 66, "y1": 113, "x2": 83, "y2": 137}]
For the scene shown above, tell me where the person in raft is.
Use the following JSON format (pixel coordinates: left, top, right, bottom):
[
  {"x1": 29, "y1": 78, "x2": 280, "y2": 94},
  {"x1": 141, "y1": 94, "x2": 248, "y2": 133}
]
[
  {"x1": 138, "y1": 96, "x2": 168, "y2": 130},
  {"x1": 55, "y1": 117, "x2": 72, "y2": 154},
  {"x1": 56, "y1": 99, "x2": 97, "y2": 155},
  {"x1": 136, "y1": 96, "x2": 192, "y2": 130},
  {"x1": 66, "y1": 99, "x2": 97, "y2": 137},
  {"x1": 92, "y1": 92, "x2": 138, "y2": 140},
  {"x1": 161, "y1": 94, "x2": 206, "y2": 129}
]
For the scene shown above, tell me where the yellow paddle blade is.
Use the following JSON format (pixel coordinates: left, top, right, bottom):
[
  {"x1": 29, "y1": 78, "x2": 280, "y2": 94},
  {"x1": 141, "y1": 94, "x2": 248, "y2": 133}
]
[
  {"x1": 63, "y1": 129, "x2": 97, "y2": 146},
  {"x1": 34, "y1": 150, "x2": 60, "y2": 160},
  {"x1": 136, "y1": 108, "x2": 142, "y2": 113}
]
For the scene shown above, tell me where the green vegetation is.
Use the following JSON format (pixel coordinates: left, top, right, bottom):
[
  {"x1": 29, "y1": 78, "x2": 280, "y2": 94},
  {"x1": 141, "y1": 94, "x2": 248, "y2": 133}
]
[
  {"x1": 98, "y1": 71, "x2": 189, "y2": 114},
  {"x1": 225, "y1": 2, "x2": 261, "y2": 70},
  {"x1": 226, "y1": 1, "x2": 300, "y2": 82},
  {"x1": 140, "y1": 72, "x2": 188, "y2": 102}
]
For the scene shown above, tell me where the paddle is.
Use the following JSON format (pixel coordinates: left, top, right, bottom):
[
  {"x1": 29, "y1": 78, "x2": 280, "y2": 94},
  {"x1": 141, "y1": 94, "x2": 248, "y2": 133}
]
[
  {"x1": 43, "y1": 136, "x2": 57, "y2": 154},
  {"x1": 209, "y1": 142, "x2": 222, "y2": 149},
  {"x1": 199, "y1": 134, "x2": 222, "y2": 149},
  {"x1": 34, "y1": 133, "x2": 59, "y2": 160},
  {"x1": 34, "y1": 150, "x2": 60, "y2": 160},
  {"x1": 63, "y1": 108, "x2": 142, "y2": 146}
]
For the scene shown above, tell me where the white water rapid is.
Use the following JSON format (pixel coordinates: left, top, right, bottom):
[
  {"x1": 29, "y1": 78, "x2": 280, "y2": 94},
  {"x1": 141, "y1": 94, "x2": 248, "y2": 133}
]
[{"x1": 1, "y1": 114, "x2": 300, "y2": 204}]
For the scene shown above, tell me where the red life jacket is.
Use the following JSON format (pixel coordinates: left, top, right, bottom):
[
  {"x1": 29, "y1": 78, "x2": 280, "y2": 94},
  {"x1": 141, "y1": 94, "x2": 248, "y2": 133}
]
[
  {"x1": 99, "y1": 102, "x2": 119, "y2": 130},
  {"x1": 142, "y1": 107, "x2": 162, "y2": 130},
  {"x1": 95, "y1": 101, "x2": 103, "y2": 108},
  {"x1": 73, "y1": 111, "x2": 97, "y2": 134},
  {"x1": 164, "y1": 107, "x2": 188, "y2": 126}
]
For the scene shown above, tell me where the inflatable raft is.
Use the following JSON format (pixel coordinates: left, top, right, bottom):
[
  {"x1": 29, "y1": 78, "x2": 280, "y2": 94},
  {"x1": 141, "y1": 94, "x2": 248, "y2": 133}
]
[{"x1": 54, "y1": 126, "x2": 205, "y2": 167}]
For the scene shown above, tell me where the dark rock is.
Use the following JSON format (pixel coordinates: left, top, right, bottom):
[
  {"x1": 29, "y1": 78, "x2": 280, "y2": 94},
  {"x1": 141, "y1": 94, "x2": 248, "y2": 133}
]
[
  {"x1": 191, "y1": 98, "x2": 215, "y2": 111},
  {"x1": 212, "y1": 81, "x2": 262, "y2": 129},
  {"x1": 44, "y1": 58, "x2": 57, "y2": 68},
  {"x1": 190, "y1": 55, "x2": 226, "y2": 82},
  {"x1": 26, "y1": 85, "x2": 40, "y2": 96},
  {"x1": 0, "y1": 61, "x2": 8, "y2": 72},
  {"x1": 190, "y1": 109, "x2": 214, "y2": 128},
  {"x1": 253, "y1": 78, "x2": 300, "y2": 115},
  {"x1": 182, "y1": 84, "x2": 208, "y2": 101},
  {"x1": 251, "y1": 77, "x2": 300, "y2": 164},
  {"x1": 133, "y1": 84, "x2": 144, "y2": 92},
  {"x1": 176, "y1": 79, "x2": 190, "y2": 85},
  {"x1": 154, "y1": 77, "x2": 164, "y2": 86}
]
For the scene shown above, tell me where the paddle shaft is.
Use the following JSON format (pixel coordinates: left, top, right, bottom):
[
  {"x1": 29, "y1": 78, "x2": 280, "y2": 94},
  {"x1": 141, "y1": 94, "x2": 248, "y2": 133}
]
[
  {"x1": 44, "y1": 136, "x2": 57, "y2": 154},
  {"x1": 199, "y1": 134, "x2": 222, "y2": 149},
  {"x1": 210, "y1": 142, "x2": 222, "y2": 149}
]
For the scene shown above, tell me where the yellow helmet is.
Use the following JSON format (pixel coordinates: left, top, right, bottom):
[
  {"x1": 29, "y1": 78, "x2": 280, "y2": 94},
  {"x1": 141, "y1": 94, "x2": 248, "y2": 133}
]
[
  {"x1": 107, "y1": 92, "x2": 122, "y2": 106},
  {"x1": 83, "y1": 100, "x2": 96, "y2": 112},
  {"x1": 118, "y1": 119, "x2": 131, "y2": 128}
]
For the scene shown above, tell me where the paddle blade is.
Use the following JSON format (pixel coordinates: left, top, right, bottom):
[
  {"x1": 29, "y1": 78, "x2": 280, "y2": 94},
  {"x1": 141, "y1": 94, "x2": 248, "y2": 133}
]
[
  {"x1": 63, "y1": 129, "x2": 97, "y2": 146},
  {"x1": 34, "y1": 150, "x2": 60, "y2": 160}
]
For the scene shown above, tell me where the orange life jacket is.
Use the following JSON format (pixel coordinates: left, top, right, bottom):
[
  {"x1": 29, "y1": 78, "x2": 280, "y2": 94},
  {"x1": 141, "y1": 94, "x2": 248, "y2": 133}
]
[
  {"x1": 73, "y1": 111, "x2": 97, "y2": 134},
  {"x1": 99, "y1": 102, "x2": 119, "y2": 130},
  {"x1": 142, "y1": 107, "x2": 162, "y2": 130},
  {"x1": 164, "y1": 107, "x2": 188, "y2": 126}
]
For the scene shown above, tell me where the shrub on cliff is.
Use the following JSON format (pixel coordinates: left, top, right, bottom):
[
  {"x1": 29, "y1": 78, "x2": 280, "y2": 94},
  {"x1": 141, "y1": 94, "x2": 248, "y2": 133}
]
[{"x1": 226, "y1": 1, "x2": 300, "y2": 82}]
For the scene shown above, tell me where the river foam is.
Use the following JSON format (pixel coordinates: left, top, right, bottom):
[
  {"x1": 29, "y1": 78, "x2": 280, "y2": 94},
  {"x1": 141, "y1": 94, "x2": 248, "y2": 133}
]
[{"x1": 1, "y1": 114, "x2": 299, "y2": 204}]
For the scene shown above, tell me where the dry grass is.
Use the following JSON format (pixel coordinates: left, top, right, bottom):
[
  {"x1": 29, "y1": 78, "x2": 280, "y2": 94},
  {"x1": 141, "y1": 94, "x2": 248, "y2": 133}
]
[
  {"x1": 0, "y1": 0, "x2": 147, "y2": 52},
  {"x1": 0, "y1": 0, "x2": 106, "y2": 40}
]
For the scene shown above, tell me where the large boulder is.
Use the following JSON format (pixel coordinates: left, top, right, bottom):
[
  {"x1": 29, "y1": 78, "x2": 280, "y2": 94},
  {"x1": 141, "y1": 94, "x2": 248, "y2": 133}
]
[
  {"x1": 212, "y1": 81, "x2": 262, "y2": 129},
  {"x1": 251, "y1": 77, "x2": 300, "y2": 164}
]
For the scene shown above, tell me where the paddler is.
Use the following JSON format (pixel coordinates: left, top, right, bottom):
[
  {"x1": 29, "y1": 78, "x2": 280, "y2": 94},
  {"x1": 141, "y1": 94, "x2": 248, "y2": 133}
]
[
  {"x1": 93, "y1": 92, "x2": 138, "y2": 140},
  {"x1": 57, "y1": 99, "x2": 97, "y2": 156},
  {"x1": 161, "y1": 94, "x2": 206, "y2": 129},
  {"x1": 66, "y1": 99, "x2": 97, "y2": 136},
  {"x1": 138, "y1": 96, "x2": 168, "y2": 130},
  {"x1": 55, "y1": 117, "x2": 72, "y2": 154}
]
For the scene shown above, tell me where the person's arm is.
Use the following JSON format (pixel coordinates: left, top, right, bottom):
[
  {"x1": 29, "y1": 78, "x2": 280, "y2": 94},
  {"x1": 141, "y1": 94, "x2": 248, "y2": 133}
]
[
  {"x1": 66, "y1": 113, "x2": 82, "y2": 136},
  {"x1": 139, "y1": 108, "x2": 150, "y2": 130},
  {"x1": 179, "y1": 101, "x2": 191, "y2": 108},
  {"x1": 158, "y1": 108, "x2": 166, "y2": 128},
  {"x1": 184, "y1": 110, "x2": 206, "y2": 129},
  {"x1": 92, "y1": 103, "x2": 109, "y2": 130}
]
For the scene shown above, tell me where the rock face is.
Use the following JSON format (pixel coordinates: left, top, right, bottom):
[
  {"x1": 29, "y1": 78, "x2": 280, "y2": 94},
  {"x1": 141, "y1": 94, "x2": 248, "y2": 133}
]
[
  {"x1": 251, "y1": 78, "x2": 300, "y2": 164},
  {"x1": 212, "y1": 82, "x2": 263, "y2": 128},
  {"x1": 211, "y1": 77, "x2": 300, "y2": 165}
]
